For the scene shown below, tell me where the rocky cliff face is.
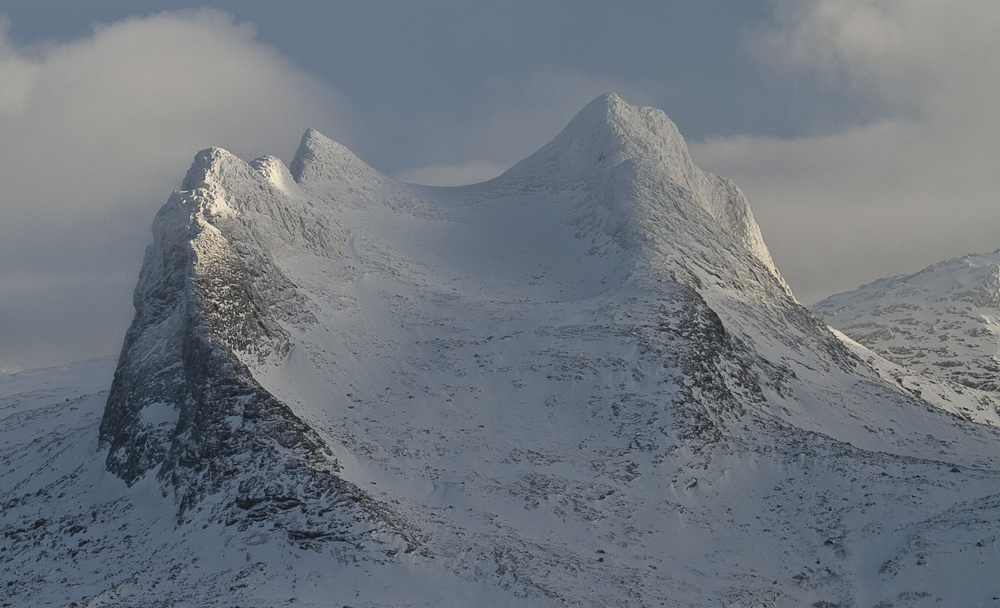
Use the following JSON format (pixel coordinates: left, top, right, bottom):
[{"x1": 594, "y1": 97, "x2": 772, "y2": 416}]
[
  {"x1": 99, "y1": 144, "x2": 418, "y2": 552},
  {"x1": 5, "y1": 95, "x2": 1000, "y2": 607}
]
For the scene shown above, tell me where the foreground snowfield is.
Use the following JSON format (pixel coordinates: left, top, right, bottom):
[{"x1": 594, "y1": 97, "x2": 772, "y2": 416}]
[
  {"x1": 0, "y1": 361, "x2": 541, "y2": 607},
  {"x1": 4, "y1": 95, "x2": 1000, "y2": 607}
]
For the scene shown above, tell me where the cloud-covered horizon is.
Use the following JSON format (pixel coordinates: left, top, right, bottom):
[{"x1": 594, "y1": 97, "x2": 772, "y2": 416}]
[{"x1": 0, "y1": 9, "x2": 350, "y2": 371}]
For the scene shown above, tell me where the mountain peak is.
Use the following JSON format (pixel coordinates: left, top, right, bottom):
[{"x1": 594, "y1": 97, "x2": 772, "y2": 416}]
[
  {"x1": 500, "y1": 93, "x2": 693, "y2": 186},
  {"x1": 572, "y1": 91, "x2": 684, "y2": 146},
  {"x1": 570, "y1": 91, "x2": 639, "y2": 130},
  {"x1": 289, "y1": 128, "x2": 380, "y2": 186},
  {"x1": 498, "y1": 94, "x2": 786, "y2": 291},
  {"x1": 180, "y1": 146, "x2": 247, "y2": 192}
]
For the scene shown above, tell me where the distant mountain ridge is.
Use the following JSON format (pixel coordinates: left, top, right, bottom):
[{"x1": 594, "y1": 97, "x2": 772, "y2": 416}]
[
  {"x1": 4, "y1": 94, "x2": 1000, "y2": 607},
  {"x1": 814, "y1": 250, "x2": 1000, "y2": 395}
]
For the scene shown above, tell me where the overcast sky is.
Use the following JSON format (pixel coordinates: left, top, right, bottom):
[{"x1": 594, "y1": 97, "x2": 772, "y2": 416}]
[{"x1": 1, "y1": 1, "x2": 998, "y2": 371}]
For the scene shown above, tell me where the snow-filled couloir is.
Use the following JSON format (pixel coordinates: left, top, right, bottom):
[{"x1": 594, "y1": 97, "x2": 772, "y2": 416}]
[{"x1": 5, "y1": 94, "x2": 1000, "y2": 608}]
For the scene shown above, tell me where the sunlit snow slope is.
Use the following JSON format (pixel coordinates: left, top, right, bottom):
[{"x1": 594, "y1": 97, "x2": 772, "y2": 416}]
[{"x1": 5, "y1": 94, "x2": 1000, "y2": 608}]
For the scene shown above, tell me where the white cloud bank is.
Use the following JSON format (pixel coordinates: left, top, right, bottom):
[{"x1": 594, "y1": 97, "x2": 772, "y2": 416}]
[
  {"x1": 0, "y1": 10, "x2": 349, "y2": 371},
  {"x1": 692, "y1": 0, "x2": 1000, "y2": 304}
]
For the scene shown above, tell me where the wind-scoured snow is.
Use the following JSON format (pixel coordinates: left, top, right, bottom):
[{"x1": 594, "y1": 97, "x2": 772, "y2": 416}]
[{"x1": 4, "y1": 94, "x2": 1000, "y2": 607}]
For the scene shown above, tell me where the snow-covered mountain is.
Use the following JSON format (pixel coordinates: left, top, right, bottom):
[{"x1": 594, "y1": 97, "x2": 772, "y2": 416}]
[
  {"x1": 4, "y1": 94, "x2": 1000, "y2": 607},
  {"x1": 814, "y1": 251, "x2": 1000, "y2": 396}
]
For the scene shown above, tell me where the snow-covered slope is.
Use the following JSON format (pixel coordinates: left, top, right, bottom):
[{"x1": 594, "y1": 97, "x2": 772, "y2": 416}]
[
  {"x1": 5, "y1": 94, "x2": 1000, "y2": 607},
  {"x1": 814, "y1": 251, "x2": 1000, "y2": 395}
]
